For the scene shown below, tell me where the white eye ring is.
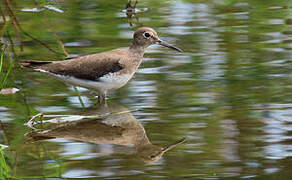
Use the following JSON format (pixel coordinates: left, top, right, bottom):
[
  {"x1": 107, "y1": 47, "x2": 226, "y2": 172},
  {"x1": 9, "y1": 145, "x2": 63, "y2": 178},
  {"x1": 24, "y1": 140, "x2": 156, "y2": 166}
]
[{"x1": 143, "y1": 32, "x2": 151, "y2": 38}]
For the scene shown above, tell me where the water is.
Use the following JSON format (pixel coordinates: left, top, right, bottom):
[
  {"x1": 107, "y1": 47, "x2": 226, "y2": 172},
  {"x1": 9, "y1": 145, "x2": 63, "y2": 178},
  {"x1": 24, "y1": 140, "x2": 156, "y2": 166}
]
[{"x1": 1, "y1": 0, "x2": 292, "y2": 179}]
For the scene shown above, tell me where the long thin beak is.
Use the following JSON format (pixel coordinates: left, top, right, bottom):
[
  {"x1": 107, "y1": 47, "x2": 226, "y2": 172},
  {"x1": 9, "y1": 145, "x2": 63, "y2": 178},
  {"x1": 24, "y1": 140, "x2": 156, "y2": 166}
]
[
  {"x1": 162, "y1": 137, "x2": 186, "y2": 153},
  {"x1": 156, "y1": 39, "x2": 183, "y2": 52}
]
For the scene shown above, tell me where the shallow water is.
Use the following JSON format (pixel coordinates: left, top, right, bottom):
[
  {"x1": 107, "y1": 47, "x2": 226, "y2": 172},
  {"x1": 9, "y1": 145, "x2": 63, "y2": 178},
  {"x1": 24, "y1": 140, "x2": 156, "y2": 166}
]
[{"x1": 0, "y1": 0, "x2": 292, "y2": 179}]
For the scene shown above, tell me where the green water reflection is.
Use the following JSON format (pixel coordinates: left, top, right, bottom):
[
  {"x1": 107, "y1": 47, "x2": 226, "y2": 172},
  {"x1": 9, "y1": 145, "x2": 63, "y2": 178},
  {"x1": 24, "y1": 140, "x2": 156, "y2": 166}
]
[{"x1": 0, "y1": 0, "x2": 292, "y2": 179}]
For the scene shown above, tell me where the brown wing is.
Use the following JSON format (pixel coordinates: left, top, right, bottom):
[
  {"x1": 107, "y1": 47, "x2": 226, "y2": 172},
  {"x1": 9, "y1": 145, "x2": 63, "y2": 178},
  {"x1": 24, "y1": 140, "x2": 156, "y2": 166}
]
[{"x1": 21, "y1": 51, "x2": 125, "y2": 81}]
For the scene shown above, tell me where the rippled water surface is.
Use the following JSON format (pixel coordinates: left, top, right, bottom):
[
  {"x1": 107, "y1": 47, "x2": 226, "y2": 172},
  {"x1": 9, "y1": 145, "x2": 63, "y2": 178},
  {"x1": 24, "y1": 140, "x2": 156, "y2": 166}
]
[{"x1": 0, "y1": 0, "x2": 292, "y2": 179}]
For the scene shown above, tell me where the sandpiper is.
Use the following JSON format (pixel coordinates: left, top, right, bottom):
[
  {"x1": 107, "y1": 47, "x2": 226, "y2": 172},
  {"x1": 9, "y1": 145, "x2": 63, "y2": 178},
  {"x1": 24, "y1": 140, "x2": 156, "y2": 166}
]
[{"x1": 20, "y1": 27, "x2": 182, "y2": 104}]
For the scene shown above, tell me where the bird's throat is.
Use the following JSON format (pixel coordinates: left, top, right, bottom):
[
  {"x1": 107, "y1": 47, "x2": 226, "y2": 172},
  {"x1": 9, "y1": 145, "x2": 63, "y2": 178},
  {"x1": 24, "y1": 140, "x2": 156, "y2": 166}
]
[{"x1": 129, "y1": 42, "x2": 148, "y2": 57}]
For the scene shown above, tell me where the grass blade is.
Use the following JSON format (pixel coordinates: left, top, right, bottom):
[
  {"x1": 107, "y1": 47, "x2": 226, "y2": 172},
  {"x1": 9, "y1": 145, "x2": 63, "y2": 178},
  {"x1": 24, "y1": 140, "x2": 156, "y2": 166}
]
[
  {"x1": 0, "y1": 63, "x2": 12, "y2": 89},
  {"x1": 0, "y1": 51, "x2": 13, "y2": 89},
  {"x1": 0, "y1": 51, "x2": 3, "y2": 74}
]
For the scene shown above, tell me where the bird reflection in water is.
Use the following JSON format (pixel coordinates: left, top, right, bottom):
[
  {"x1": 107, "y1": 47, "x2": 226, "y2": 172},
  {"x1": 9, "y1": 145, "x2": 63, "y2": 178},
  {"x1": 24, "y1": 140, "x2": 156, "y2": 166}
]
[{"x1": 26, "y1": 103, "x2": 185, "y2": 163}]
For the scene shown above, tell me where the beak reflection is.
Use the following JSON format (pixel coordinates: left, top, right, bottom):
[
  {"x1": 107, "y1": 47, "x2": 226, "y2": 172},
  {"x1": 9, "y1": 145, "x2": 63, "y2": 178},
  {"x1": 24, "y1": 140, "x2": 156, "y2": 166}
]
[{"x1": 162, "y1": 137, "x2": 186, "y2": 153}]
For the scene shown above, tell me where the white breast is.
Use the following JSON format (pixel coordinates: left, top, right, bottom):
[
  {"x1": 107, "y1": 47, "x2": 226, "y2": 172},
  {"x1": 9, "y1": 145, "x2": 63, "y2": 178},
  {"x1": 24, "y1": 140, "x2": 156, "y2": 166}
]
[
  {"x1": 98, "y1": 72, "x2": 133, "y2": 91},
  {"x1": 36, "y1": 69, "x2": 133, "y2": 92}
]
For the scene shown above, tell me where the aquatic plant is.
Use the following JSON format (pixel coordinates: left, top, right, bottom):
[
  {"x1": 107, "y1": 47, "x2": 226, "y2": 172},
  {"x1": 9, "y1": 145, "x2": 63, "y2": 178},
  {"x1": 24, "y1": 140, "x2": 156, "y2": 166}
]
[
  {"x1": 0, "y1": 144, "x2": 12, "y2": 179},
  {"x1": 0, "y1": 51, "x2": 3, "y2": 73},
  {"x1": 0, "y1": 51, "x2": 12, "y2": 89}
]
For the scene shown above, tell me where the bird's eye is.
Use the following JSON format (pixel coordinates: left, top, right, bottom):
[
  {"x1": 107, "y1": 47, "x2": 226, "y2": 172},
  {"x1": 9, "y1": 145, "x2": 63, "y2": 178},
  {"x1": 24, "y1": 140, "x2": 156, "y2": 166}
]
[
  {"x1": 149, "y1": 155, "x2": 155, "y2": 159},
  {"x1": 143, "y1": 32, "x2": 151, "y2": 38}
]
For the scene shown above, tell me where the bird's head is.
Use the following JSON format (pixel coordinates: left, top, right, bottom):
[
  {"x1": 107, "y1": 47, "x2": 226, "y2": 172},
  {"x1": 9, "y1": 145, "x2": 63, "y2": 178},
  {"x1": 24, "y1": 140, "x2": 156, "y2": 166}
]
[{"x1": 132, "y1": 27, "x2": 183, "y2": 52}]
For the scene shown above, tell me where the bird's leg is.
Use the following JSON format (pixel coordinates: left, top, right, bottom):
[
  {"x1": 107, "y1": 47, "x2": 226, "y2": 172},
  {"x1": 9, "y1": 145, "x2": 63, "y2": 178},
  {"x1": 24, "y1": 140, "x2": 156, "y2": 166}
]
[
  {"x1": 98, "y1": 91, "x2": 107, "y2": 106},
  {"x1": 98, "y1": 92, "x2": 104, "y2": 104}
]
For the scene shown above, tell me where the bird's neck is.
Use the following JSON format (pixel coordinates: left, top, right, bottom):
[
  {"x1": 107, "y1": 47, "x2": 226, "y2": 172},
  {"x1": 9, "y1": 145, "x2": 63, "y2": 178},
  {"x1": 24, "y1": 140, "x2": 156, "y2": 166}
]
[
  {"x1": 134, "y1": 132, "x2": 152, "y2": 148},
  {"x1": 129, "y1": 42, "x2": 147, "y2": 57}
]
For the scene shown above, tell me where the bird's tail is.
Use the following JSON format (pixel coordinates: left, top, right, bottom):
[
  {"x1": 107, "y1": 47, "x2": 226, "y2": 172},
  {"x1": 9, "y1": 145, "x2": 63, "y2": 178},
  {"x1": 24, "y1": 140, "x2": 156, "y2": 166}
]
[
  {"x1": 20, "y1": 60, "x2": 52, "y2": 69},
  {"x1": 25, "y1": 131, "x2": 54, "y2": 142}
]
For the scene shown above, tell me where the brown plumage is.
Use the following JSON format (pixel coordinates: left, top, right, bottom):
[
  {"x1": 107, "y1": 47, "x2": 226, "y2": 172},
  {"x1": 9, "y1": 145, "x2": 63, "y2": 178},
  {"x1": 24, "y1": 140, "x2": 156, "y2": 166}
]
[
  {"x1": 20, "y1": 51, "x2": 125, "y2": 81},
  {"x1": 20, "y1": 27, "x2": 182, "y2": 105}
]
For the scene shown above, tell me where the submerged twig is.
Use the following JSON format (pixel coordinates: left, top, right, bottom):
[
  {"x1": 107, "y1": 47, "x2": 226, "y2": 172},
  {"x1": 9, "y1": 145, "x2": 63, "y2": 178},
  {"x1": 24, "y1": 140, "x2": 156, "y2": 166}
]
[
  {"x1": 25, "y1": 109, "x2": 138, "y2": 128},
  {"x1": 18, "y1": 27, "x2": 64, "y2": 56},
  {"x1": 0, "y1": 1, "x2": 64, "y2": 56},
  {"x1": 42, "y1": 17, "x2": 68, "y2": 57},
  {"x1": 3, "y1": 0, "x2": 23, "y2": 51},
  {"x1": 32, "y1": 0, "x2": 69, "y2": 57},
  {"x1": 25, "y1": 113, "x2": 44, "y2": 130}
]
